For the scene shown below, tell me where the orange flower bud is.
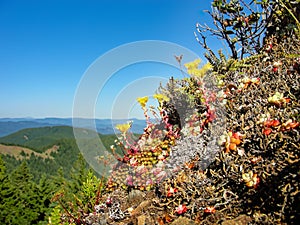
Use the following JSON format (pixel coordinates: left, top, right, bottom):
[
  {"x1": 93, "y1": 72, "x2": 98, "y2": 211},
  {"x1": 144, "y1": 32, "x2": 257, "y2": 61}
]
[{"x1": 229, "y1": 143, "x2": 237, "y2": 151}]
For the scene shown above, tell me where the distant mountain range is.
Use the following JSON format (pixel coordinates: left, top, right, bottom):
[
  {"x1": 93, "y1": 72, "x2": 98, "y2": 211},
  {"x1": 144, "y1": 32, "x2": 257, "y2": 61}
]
[{"x1": 0, "y1": 117, "x2": 146, "y2": 137}]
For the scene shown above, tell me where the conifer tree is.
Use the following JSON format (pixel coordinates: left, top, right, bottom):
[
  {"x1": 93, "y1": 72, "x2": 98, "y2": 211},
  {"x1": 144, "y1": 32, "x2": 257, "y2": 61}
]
[
  {"x1": 69, "y1": 154, "x2": 90, "y2": 194},
  {"x1": 35, "y1": 174, "x2": 56, "y2": 224},
  {"x1": 0, "y1": 155, "x2": 6, "y2": 178},
  {"x1": 0, "y1": 156, "x2": 10, "y2": 223},
  {"x1": 3, "y1": 161, "x2": 39, "y2": 224}
]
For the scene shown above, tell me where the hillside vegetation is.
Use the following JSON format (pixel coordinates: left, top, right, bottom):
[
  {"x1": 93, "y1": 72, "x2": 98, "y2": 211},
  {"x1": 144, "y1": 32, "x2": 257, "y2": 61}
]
[
  {"x1": 0, "y1": 126, "x2": 118, "y2": 224},
  {"x1": 0, "y1": 126, "x2": 118, "y2": 181},
  {"x1": 0, "y1": 144, "x2": 58, "y2": 160},
  {"x1": 0, "y1": 126, "x2": 94, "y2": 152}
]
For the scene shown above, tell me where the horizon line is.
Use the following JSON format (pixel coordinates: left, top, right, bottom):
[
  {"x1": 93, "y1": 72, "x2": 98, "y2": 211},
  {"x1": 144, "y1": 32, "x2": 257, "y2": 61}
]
[{"x1": 0, "y1": 117, "x2": 148, "y2": 120}]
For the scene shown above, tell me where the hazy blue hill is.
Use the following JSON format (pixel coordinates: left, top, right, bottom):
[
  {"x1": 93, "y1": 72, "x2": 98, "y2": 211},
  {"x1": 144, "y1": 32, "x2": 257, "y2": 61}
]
[
  {"x1": 0, "y1": 117, "x2": 147, "y2": 136},
  {"x1": 0, "y1": 121, "x2": 55, "y2": 137}
]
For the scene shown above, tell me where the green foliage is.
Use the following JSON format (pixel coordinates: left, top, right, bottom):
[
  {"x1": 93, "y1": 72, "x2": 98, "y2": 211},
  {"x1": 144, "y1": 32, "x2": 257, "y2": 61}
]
[
  {"x1": 1, "y1": 140, "x2": 75, "y2": 182},
  {"x1": 48, "y1": 205, "x2": 62, "y2": 225},
  {"x1": 264, "y1": 0, "x2": 300, "y2": 37},
  {"x1": 0, "y1": 151, "x2": 103, "y2": 224},
  {"x1": 0, "y1": 162, "x2": 52, "y2": 224},
  {"x1": 81, "y1": 171, "x2": 99, "y2": 203},
  {"x1": 0, "y1": 155, "x2": 6, "y2": 178},
  {"x1": 0, "y1": 126, "x2": 118, "y2": 223},
  {"x1": 48, "y1": 205, "x2": 74, "y2": 225},
  {"x1": 69, "y1": 154, "x2": 90, "y2": 194},
  {"x1": 49, "y1": 154, "x2": 103, "y2": 224},
  {"x1": 0, "y1": 156, "x2": 9, "y2": 222},
  {"x1": 35, "y1": 174, "x2": 56, "y2": 223}
]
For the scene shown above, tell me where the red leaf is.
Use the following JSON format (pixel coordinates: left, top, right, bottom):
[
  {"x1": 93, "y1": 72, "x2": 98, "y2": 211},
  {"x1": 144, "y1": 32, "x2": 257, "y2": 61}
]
[
  {"x1": 167, "y1": 187, "x2": 178, "y2": 197},
  {"x1": 204, "y1": 206, "x2": 216, "y2": 214},
  {"x1": 271, "y1": 120, "x2": 280, "y2": 127},
  {"x1": 164, "y1": 214, "x2": 172, "y2": 223},
  {"x1": 263, "y1": 128, "x2": 272, "y2": 135},
  {"x1": 229, "y1": 143, "x2": 237, "y2": 151},
  {"x1": 264, "y1": 120, "x2": 280, "y2": 127}
]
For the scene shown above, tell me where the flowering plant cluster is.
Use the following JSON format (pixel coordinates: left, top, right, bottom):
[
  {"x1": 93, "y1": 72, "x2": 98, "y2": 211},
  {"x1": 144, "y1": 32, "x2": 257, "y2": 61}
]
[
  {"x1": 242, "y1": 171, "x2": 260, "y2": 189},
  {"x1": 106, "y1": 93, "x2": 179, "y2": 191},
  {"x1": 218, "y1": 131, "x2": 244, "y2": 153},
  {"x1": 105, "y1": 58, "x2": 223, "y2": 193},
  {"x1": 256, "y1": 111, "x2": 299, "y2": 136},
  {"x1": 99, "y1": 37, "x2": 299, "y2": 223},
  {"x1": 268, "y1": 91, "x2": 290, "y2": 106}
]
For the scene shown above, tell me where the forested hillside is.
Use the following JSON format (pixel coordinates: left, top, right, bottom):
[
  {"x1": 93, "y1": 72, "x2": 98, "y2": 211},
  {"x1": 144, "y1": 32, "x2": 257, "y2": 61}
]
[
  {"x1": 0, "y1": 126, "x2": 119, "y2": 224},
  {"x1": 0, "y1": 126, "x2": 98, "y2": 152},
  {"x1": 0, "y1": 153, "x2": 100, "y2": 225},
  {"x1": 0, "y1": 126, "x2": 117, "y2": 181}
]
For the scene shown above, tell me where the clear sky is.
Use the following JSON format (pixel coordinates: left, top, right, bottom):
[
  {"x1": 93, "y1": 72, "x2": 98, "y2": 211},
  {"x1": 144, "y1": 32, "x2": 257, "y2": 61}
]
[{"x1": 0, "y1": 0, "x2": 215, "y2": 119}]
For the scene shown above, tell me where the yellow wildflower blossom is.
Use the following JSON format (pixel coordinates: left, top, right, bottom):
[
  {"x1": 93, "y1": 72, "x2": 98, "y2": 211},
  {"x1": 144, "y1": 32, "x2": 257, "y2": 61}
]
[
  {"x1": 153, "y1": 94, "x2": 169, "y2": 103},
  {"x1": 184, "y1": 58, "x2": 201, "y2": 71},
  {"x1": 137, "y1": 96, "x2": 149, "y2": 108},
  {"x1": 115, "y1": 122, "x2": 131, "y2": 133},
  {"x1": 184, "y1": 59, "x2": 212, "y2": 77}
]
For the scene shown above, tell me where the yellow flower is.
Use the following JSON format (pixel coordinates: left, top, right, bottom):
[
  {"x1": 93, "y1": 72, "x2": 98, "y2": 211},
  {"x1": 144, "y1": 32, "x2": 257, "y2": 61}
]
[
  {"x1": 197, "y1": 63, "x2": 213, "y2": 76},
  {"x1": 153, "y1": 94, "x2": 169, "y2": 103},
  {"x1": 184, "y1": 58, "x2": 201, "y2": 70},
  {"x1": 184, "y1": 59, "x2": 212, "y2": 77},
  {"x1": 137, "y1": 96, "x2": 149, "y2": 108},
  {"x1": 115, "y1": 122, "x2": 131, "y2": 133}
]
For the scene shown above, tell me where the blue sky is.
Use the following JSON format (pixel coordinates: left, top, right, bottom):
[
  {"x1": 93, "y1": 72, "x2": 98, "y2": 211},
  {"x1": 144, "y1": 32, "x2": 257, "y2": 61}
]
[{"x1": 0, "y1": 0, "x2": 215, "y2": 119}]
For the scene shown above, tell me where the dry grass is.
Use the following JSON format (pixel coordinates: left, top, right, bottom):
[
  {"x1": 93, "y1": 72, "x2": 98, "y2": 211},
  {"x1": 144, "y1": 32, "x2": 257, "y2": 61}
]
[{"x1": 0, "y1": 144, "x2": 59, "y2": 160}]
